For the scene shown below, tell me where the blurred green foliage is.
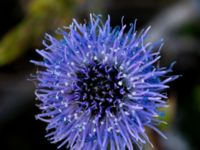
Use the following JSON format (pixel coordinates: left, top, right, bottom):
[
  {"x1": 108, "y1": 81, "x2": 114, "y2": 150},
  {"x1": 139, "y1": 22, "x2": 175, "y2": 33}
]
[
  {"x1": 0, "y1": 0, "x2": 77, "y2": 66},
  {"x1": 158, "y1": 96, "x2": 176, "y2": 130},
  {"x1": 178, "y1": 23, "x2": 200, "y2": 38},
  {"x1": 193, "y1": 85, "x2": 200, "y2": 112}
]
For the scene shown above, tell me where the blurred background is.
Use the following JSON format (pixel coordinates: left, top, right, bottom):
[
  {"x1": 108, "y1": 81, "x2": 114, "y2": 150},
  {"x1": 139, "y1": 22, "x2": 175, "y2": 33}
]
[{"x1": 0, "y1": 0, "x2": 199, "y2": 150}]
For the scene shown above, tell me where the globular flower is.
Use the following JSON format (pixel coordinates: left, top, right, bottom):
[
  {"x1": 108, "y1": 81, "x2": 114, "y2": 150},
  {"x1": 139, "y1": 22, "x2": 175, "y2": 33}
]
[{"x1": 31, "y1": 14, "x2": 179, "y2": 150}]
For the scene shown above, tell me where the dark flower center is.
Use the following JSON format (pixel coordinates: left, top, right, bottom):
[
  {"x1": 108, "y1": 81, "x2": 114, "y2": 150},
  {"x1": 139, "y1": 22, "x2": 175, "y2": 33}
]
[{"x1": 72, "y1": 60, "x2": 129, "y2": 118}]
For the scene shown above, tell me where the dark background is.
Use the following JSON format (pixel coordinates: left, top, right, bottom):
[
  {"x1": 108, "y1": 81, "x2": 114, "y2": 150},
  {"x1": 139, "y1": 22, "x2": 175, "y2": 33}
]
[{"x1": 0, "y1": 0, "x2": 200, "y2": 150}]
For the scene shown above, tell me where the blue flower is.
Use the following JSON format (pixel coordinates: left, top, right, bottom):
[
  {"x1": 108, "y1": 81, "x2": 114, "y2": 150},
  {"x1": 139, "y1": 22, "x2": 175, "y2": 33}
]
[{"x1": 31, "y1": 14, "x2": 179, "y2": 150}]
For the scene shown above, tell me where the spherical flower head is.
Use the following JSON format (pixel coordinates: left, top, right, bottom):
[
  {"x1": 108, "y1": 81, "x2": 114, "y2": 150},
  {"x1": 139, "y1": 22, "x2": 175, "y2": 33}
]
[{"x1": 31, "y1": 14, "x2": 179, "y2": 150}]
